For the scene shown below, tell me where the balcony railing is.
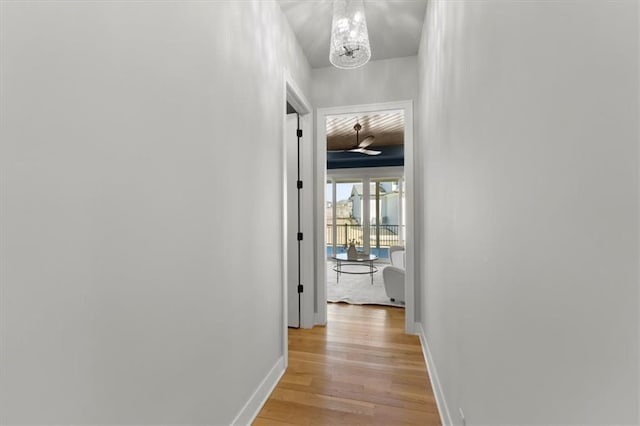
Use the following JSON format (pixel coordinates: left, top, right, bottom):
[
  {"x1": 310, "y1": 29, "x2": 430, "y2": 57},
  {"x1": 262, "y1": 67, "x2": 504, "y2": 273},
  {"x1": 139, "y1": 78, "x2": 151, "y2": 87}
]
[{"x1": 326, "y1": 224, "x2": 402, "y2": 248}]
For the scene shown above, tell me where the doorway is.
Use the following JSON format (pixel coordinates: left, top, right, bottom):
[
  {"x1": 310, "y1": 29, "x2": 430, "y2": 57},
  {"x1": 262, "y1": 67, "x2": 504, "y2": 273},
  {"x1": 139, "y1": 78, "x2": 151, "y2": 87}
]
[
  {"x1": 315, "y1": 101, "x2": 415, "y2": 333},
  {"x1": 283, "y1": 73, "x2": 313, "y2": 342}
]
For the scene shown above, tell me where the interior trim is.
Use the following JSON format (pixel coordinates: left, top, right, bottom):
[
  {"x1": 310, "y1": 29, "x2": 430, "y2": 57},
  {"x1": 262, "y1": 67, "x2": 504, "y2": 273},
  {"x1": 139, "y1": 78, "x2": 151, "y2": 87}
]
[
  {"x1": 315, "y1": 100, "x2": 415, "y2": 334},
  {"x1": 415, "y1": 323, "x2": 452, "y2": 426}
]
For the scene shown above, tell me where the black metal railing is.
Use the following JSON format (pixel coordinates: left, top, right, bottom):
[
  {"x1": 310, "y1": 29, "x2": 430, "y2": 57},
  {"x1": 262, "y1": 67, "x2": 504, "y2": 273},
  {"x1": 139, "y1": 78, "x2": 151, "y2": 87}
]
[
  {"x1": 368, "y1": 224, "x2": 401, "y2": 248},
  {"x1": 326, "y1": 224, "x2": 402, "y2": 248}
]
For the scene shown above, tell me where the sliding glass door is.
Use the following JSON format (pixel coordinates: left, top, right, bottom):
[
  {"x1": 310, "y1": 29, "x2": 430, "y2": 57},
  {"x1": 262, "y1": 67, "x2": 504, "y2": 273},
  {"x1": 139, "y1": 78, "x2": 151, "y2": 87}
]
[
  {"x1": 326, "y1": 176, "x2": 404, "y2": 260},
  {"x1": 326, "y1": 180, "x2": 364, "y2": 257},
  {"x1": 369, "y1": 179, "x2": 404, "y2": 258}
]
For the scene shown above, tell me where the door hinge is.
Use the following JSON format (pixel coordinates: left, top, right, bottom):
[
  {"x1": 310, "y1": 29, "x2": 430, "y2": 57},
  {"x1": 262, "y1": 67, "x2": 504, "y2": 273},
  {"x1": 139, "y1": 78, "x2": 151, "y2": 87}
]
[
  {"x1": 297, "y1": 284, "x2": 304, "y2": 293},
  {"x1": 297, "y1": 180, "x2": 303, "y2": 189},
  {"x1": 297, "y1": 232, "x2": 303, "y2": 241},
  {"x1": 297, "y1": 129, "x2": 303, "y2": 138}
]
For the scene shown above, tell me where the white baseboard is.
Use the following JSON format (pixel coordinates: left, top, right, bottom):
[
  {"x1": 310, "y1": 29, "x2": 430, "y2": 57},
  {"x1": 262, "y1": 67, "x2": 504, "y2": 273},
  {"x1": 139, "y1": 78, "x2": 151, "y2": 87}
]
[
  {"x1": 231, "y1": 356, "x2": 285, "y2": 426},
  {"x1": 414, "y1": 322, "x2": 452, "y2": 426}
]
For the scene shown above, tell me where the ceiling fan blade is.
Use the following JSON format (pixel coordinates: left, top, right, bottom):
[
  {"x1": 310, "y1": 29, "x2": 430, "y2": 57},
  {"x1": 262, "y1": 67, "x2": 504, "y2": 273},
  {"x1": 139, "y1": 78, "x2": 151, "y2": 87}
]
[
  {"x1": 327, "y1": 149, "x2": 348, "y2": 153},
  {"x1": 348, "y1": 148, "x2": 382, "y2": 156},
  {"x1": 358, "y1": 135, "x2": 375, "y2": 149}
]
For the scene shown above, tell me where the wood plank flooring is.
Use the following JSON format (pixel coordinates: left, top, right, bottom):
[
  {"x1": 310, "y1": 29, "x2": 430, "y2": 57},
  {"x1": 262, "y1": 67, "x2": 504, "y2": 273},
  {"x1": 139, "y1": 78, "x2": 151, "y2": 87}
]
[{"x1": 254, "y1": 303, "x2": 441, "y2": 425}]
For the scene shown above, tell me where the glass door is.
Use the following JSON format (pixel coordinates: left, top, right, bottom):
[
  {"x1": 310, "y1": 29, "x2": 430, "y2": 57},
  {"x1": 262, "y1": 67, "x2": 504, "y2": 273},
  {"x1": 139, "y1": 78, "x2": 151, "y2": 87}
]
[
  {"x1": 370, "y1": 178, "x2": 403, "y2": 260},
  {"x1": 327, "y1": 177, "x2": 404, "y2": 261},
  {"x1": 326, "y1": 179, "x2": 364, "y2": 257},
  {"x1": 325, "y1": 180, "x2": 334, "y2": 257}
]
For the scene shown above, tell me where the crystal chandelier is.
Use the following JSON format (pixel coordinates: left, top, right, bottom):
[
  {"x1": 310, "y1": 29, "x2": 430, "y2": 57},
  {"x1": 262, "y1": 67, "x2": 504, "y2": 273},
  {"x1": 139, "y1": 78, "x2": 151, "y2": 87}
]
[{"x1": 329, "y1": 0, "x2": 371, "y2": 69}]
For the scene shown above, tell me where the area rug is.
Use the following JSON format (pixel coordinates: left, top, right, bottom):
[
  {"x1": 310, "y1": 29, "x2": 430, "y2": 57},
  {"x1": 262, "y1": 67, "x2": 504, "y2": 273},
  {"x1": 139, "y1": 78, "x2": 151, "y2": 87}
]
[{"x1": 326, "y1": 260, "x2": 404, "y2": 308}]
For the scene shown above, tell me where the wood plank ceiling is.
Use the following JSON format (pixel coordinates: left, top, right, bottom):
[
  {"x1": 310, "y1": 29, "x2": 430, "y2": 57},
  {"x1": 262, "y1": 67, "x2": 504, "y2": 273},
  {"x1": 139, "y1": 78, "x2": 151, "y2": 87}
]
[{"x1": 326, "y1": 111, "x2": 404, "y2": 151}]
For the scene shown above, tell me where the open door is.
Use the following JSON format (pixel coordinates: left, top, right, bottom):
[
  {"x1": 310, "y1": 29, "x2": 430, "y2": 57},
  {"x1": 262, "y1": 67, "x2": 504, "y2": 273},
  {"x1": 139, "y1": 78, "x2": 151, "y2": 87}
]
[
  {"x1": 287, "y1": 106, "x2": 313, "y2": 328},
  {"x1": 286, "y1": 111, "x2": 300, "y2": 327},
  {"x1": 284, "y1": 79, "x2": 313, "y2": 331}
]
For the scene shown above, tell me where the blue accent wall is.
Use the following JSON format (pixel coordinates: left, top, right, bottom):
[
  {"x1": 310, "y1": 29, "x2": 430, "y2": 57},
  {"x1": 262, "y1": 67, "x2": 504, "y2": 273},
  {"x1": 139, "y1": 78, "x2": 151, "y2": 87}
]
[{"x1": 327, "y1": 145, "x2": 404, "y2": 169}]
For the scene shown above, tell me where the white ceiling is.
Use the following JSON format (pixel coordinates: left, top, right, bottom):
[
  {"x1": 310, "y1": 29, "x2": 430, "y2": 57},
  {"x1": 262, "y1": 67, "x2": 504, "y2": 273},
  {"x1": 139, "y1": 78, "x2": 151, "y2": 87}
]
[{"x1": 278, "y1": 0, "x2": 428, "y2": 69}]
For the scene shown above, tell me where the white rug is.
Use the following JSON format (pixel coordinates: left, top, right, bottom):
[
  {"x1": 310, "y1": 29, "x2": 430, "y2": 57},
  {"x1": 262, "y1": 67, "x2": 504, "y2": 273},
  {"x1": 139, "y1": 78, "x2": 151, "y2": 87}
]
[{"x1": 326, "y1": 260, "x2": 404, "y2": 308}]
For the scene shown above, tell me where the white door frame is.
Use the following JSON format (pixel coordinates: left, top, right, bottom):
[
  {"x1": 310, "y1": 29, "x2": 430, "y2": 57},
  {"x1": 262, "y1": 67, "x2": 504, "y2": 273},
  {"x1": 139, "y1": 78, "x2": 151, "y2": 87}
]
[
  {"x1": 282, "y1": 70, "x2": 312, "y2": 367},
  {"x1": 314, "y1": 100, "x2": 415, "y2": 334}
]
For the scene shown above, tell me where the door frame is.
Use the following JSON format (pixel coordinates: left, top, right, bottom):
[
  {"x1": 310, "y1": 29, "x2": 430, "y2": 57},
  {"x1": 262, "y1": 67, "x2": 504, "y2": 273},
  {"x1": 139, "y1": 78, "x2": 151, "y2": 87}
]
[
  {"x1": 314, "y1": 100, "x2": 415, "y2": 334},
  {"x1": 282, "y1": 71, "x2": 312, "y2": 366}
]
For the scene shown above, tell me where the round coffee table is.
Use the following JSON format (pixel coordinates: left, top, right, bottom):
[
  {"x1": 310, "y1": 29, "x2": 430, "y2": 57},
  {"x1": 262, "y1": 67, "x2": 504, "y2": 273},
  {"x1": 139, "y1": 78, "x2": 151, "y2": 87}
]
[{"x1": 332, "y1": 253, "x2": 379, "y2": 285}]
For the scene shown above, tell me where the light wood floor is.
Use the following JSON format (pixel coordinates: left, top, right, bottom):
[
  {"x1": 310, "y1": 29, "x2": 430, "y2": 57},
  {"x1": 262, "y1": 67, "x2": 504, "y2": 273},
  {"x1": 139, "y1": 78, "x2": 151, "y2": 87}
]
[{"x1": 254, "y1": 303, "x2": 441, "y2": 425}]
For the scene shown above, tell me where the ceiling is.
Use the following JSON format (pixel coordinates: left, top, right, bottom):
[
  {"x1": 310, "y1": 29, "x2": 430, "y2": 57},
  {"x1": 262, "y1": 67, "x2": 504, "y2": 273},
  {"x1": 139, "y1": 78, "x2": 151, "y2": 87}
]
[
  {"x1": 278, "y1": 0, "x2": 428, "y2": 69},
  {"x1": 326, "y1": 111, "x2": 404, "y2": 151}
]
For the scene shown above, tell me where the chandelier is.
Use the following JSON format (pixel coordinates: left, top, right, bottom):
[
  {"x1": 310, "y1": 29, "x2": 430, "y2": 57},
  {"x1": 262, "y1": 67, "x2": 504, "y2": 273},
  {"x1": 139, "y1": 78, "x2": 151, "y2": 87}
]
[{"x1": 329, "y1": 0, "x2": 371, "y2": 69}]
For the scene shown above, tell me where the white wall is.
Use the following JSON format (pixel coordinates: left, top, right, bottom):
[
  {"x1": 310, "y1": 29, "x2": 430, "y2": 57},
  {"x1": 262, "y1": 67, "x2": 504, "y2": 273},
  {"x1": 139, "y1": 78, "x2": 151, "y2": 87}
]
[
  {"x1": 417, "y1": 1, "x2": 639, "y2": 424},
  {"x1": 0, "y1": 1, "x2": 310, "y2": 424},
  {"x1": 311, "y1": 56, "x2": 417, "y2": 108}
]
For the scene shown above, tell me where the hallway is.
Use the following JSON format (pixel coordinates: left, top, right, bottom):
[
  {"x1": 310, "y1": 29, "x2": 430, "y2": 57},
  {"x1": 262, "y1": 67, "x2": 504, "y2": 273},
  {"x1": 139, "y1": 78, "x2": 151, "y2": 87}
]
[
  {"x1": 255, "y1": 304, "x2": 440, "y2": 425},
  {"x1": 1, "y1": 1, "x2": 638, "y2": 424}
]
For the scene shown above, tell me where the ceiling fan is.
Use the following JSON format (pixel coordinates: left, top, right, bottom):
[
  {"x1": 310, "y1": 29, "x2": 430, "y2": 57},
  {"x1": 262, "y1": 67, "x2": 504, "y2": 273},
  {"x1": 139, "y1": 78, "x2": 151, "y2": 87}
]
[{"x1": 329, "y1": 123, "x2": 381, "y2": 156}]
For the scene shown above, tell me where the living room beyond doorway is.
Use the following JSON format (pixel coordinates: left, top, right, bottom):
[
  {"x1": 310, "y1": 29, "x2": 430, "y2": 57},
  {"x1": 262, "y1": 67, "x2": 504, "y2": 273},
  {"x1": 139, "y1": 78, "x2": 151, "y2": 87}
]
[
  {"x1": 315, "y1": 101, "x2": 415, "y2": 333},
  {"x1": 326, "y1": 176, "x2": 406, "y2": 308}
]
